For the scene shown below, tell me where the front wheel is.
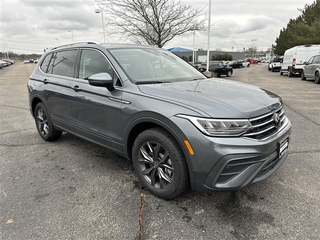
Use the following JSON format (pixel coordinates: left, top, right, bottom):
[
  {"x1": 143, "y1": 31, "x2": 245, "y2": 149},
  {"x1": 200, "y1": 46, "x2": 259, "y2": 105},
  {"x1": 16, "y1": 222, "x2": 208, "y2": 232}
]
[
  {"x1": 34, "y1": 102, "x2": 62, "y2": 141},
  {"x1": 132, "y1": 128, "x2": 189, "y2": 199},
  {"x1": 315, "y1": 72, "x2": 320, "y2": 84}
]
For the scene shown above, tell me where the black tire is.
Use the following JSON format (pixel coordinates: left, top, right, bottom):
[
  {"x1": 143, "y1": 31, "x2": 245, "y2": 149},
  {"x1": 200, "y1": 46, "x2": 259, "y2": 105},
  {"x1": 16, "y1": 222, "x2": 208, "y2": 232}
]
[
  {"x1": 132, "y1": 128, "x2": 189, "y2": 199},
  {"x1": 288, "y1": 69, "x2": 293, "y2": 77},
  {"x1": 34, "y1": 102, "x2": 62, "y2": 141},
  {"x1": 315, "y1": 71, "x2": 320, "y2": 84},
  {"x1": 226, "y1": 71, "x2": 232, "y2": 77},
  {"x1": 280, "y1": 69, "x2": 283, "y2": 75},
  {"x1": 301, "y1": 71, "x2": 306, "y2": 80},
  {"x1": 271, "y1": 67, "x2": 274, "y2": 72}
]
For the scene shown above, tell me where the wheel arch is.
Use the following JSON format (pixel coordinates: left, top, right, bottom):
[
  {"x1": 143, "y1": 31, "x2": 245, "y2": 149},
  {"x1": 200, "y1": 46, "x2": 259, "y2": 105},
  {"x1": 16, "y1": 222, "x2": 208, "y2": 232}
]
[
  {"x1": 315, "y1": 70, "x2": 320, "y2": 84},
  {"x1": 123, "y1": 114, "x2": 195, "y2": 188},
  {"x1": 30, "y1": 96, "x2": 45, "y2": 117}
]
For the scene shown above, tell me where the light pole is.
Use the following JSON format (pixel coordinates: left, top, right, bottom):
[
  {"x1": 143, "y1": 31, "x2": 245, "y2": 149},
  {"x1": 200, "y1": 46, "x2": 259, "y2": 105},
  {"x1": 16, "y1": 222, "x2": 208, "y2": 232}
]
[
  {"x1": 206, "y1": 0, "x2": 212, "y2": 73},
  {"x1": 192, "y1": 30, "x2": 195, "y2": 64},
  {"x1": 251, "y1": 39, "x2": 257, "y2": 58},
  {"x1": 68, "y1": 30, "x2": 74, "y2": 42},
  {"x1": 95, "y1": 9, "x2": 106, "y2": 43}
]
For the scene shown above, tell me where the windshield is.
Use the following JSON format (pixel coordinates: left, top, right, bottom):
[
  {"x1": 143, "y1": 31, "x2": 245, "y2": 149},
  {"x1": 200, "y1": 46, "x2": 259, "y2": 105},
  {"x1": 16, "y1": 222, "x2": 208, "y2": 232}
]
[{"x1": 109, "y1": 48, "x2": 205, "y2": 84}]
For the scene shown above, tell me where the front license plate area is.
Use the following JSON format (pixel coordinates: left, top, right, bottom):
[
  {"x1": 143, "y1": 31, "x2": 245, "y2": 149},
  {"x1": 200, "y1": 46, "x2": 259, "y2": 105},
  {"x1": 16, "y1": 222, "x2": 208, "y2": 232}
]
[{"x1": 279, "y1": 138, "x2": 289, "y2": 158}]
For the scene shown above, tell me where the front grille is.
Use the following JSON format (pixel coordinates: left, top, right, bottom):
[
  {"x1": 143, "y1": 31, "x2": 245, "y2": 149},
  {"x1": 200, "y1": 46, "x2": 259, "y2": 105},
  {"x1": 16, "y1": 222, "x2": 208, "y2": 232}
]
[{"x1": 243, "y1": 107, "x2": 286, "y2": 140}]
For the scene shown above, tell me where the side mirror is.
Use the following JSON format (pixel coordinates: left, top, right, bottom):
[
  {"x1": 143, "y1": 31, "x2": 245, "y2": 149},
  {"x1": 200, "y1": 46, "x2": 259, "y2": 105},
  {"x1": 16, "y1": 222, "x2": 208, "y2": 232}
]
[{"x1": 87, "y1": 72, "x2": 114, "y2": 91}]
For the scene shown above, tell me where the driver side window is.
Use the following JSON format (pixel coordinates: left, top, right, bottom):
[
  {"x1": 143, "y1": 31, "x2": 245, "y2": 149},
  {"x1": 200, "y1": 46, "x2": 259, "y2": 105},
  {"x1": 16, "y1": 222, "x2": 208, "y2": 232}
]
[{"x1": 79, "y1": 49, "x2": 121, "y2": 87}]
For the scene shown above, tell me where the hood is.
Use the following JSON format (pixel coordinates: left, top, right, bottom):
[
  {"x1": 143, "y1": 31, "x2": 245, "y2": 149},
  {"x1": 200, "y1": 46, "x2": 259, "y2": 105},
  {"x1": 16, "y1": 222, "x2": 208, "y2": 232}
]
[{"x1": 138, "y1": 78, "x2": 282, "y2": 118}]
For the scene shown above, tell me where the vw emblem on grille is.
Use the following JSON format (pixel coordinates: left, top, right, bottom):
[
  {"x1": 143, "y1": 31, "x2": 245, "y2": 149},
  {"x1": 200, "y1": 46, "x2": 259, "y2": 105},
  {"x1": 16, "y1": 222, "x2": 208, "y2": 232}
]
[{"x1": 273, "y1": 113, "x2": 281, "y2": 128}]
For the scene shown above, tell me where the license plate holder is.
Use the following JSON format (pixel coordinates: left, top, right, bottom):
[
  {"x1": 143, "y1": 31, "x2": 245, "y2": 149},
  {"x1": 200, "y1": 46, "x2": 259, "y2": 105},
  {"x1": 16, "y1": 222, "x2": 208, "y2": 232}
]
[{"x1": 278, "y1": 138, "x2": 289, "y2": 158}]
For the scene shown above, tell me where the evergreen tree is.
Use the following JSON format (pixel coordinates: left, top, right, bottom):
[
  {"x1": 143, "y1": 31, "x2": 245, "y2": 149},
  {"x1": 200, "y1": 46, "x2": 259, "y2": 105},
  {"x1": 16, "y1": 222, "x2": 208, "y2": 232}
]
[{"x1": 274, "y1": 0, "x2": 320, "y2": 55}]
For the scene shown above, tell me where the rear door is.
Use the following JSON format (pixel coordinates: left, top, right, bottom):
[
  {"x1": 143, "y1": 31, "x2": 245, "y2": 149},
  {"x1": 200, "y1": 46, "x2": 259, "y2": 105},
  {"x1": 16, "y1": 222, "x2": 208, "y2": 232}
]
[{"x1": 41, "y1": 49, "x2": 78, "y2": 133}]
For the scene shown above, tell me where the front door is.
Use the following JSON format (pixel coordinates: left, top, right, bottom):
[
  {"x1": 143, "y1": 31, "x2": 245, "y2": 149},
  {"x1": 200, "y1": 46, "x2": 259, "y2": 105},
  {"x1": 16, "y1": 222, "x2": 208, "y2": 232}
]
[{"x1": 71, "y1": 49, "x2": 123, "y2": 152}]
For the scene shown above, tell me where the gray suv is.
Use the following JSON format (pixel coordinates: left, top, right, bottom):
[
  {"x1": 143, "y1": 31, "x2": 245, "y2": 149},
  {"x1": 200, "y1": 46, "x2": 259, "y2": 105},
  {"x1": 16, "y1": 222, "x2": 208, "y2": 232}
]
[
  {"x1": 28, "y1": 42, "x2": 292, "y2": 199},
  {"x1": 301, "y1": 54, "x2": 320, "y2": 84}
]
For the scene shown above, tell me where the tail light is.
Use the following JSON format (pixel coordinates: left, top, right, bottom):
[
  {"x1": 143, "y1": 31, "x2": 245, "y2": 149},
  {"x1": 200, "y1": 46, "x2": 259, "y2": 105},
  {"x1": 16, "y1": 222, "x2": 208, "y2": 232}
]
[{"x1": 292, "y1": 58, "x2": 296, "y2": 66}]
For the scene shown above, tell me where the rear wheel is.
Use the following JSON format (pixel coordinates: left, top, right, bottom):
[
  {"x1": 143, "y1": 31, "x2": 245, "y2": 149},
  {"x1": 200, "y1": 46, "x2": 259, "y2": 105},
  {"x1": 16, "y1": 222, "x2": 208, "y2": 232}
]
[
  {"x1": 34, "y1": 102, "x2": 62, "y2": 141},
  {"x1": 227, "y1": 70, "x2": 232, "y2": 77},
  {"x1": 315, "y1": 72, "x2": 320, "y2": 84},
  {"x1": 132, "y1": 128, "x2": 189, "y2": 199},
  {"x1": 288, "y1": 68, "x2": 293, "y2": 77}
]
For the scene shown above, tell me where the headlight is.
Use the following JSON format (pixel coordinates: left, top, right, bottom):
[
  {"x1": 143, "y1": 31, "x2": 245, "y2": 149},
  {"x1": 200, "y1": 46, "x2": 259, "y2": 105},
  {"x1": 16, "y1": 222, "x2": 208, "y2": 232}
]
[{"x1": 177, "y1": 114, "x2": 252, "y2": 137}]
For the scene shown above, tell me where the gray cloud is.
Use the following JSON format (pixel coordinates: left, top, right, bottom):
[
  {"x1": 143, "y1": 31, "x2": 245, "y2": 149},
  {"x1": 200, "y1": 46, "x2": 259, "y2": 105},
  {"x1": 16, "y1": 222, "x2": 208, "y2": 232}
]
[{"x1": 1, "y1": 0, "x2": 316, "y2": 54}]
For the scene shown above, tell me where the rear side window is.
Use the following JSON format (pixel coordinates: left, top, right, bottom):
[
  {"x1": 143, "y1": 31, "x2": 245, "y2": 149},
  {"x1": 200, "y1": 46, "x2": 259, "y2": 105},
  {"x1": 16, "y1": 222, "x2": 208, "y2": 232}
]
[
  {"x1": 50, "y1": 50, "x2": 77, "y2": 78},
  {"x1": 273, "y1": 58, "x2": 282, "y2": 62}
]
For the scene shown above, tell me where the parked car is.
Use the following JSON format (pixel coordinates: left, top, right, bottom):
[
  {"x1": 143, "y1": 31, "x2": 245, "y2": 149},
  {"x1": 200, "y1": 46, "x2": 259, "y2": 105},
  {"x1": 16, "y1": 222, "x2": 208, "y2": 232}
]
[
  {"x1": 241, "y1": 60, "x2": 250, "y2": 67},
  {"x1": 228, "y1": 60, "x2": 243, "y2": 69},
  {"x1": 28, "y1": 42, "x2": 291, "y2": 199},
  {"x1": 24, "y1": 59, "x2": 30, "y2": 64},
  {"x1": 199, "y1": 61, "x2": 233, "y2": 77},
  {"x1": 268, "y1": 57, "x2": 283, "y2": 72},
  {"x1": 280, "y1": 44, "x2": 320, "y2": 77},
  {"x1": 1, "y1": 59, "x2": 14, "y2": 65},
  {"x1": 0, "y1": 60, "x2": 9, "y2": 67},
  {"x1": 301, "y1": 55, "x2": 320, "y2": 84}
]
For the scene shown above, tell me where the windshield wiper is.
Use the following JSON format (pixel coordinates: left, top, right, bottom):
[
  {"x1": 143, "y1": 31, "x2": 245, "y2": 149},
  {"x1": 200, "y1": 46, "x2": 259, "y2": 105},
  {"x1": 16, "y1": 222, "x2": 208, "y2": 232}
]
[{"x1": 136, "y1": 81, "x2": 167, "y2": 84}]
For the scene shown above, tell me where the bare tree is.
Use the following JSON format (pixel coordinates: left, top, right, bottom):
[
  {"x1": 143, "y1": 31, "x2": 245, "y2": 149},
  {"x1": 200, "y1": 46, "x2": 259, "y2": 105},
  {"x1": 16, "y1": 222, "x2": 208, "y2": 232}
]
[{"x1": 95, "y1": 0, "x2": 205, "y2": 48}]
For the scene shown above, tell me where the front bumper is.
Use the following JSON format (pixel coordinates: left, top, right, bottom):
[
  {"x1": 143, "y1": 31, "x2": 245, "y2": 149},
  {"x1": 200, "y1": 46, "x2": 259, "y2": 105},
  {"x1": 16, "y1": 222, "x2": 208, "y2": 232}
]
[{"x1": 173, "y1": 116, "x2": 292, "y2": 193}]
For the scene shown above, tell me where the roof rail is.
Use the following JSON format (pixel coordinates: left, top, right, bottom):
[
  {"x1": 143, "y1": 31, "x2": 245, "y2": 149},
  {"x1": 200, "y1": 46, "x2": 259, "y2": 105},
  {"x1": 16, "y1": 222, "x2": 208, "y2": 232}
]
[{"x1": 51, "y1": 41, "x2": 100, "y2": 51}]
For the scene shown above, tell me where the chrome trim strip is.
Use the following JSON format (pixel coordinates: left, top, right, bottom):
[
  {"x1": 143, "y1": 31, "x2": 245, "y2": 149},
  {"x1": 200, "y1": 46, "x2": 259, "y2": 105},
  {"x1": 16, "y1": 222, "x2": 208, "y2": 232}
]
[
  {"x1": 243, "y1": 117, "x2": 289, "y2": 141},
  {"x1": 108, "y1": 96, "x2": 131, "y2": 104},
  {"x1": 249, "y1": 107, "x2": 283, "y2": 122}
]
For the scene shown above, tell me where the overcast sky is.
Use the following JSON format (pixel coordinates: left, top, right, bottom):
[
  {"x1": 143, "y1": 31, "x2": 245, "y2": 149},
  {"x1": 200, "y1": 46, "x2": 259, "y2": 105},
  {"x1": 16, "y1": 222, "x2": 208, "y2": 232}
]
[{"x1": 0, "y1": 0, "x2": 316, "y2": 55}]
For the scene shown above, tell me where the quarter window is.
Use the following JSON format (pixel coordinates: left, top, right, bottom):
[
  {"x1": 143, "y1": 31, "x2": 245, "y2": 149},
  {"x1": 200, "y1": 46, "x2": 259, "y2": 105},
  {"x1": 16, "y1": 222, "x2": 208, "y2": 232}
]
[{"x1": 40, "y1": 54, "x2": 53, "y2": 73}]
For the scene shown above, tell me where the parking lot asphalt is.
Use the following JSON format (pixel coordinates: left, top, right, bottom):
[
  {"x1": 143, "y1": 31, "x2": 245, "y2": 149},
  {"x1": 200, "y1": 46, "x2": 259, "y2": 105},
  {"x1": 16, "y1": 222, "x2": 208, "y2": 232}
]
[{"x1": 0, "y1": 62, "x2": 319, "y2": 240}]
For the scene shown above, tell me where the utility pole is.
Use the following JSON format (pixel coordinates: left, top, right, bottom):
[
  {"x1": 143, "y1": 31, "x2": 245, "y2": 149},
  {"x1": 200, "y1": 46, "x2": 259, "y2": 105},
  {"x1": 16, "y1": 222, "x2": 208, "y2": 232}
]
[
  {"x1": 251, "y1": 39, "x2": 257, "y2": 58},
  {"x1": 206, "y1": 0, "x2": 212, "y2": 73}
]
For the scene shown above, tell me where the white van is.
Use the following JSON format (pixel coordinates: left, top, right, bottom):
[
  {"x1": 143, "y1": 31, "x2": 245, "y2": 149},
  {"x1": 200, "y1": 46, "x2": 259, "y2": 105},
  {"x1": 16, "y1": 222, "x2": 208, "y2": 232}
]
[{"x1": 280, "y1": 44, "x2": 320, "y2": 77}]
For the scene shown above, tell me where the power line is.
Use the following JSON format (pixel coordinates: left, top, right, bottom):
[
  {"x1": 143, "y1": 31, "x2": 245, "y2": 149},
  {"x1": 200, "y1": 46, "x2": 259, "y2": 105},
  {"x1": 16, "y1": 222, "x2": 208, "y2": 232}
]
[
  {"x1": 1, "y1": 39, "x2": 55, "y2": 45},
  {"x1": 0, "y1": 45, "x2": 46, "y2": 53}
]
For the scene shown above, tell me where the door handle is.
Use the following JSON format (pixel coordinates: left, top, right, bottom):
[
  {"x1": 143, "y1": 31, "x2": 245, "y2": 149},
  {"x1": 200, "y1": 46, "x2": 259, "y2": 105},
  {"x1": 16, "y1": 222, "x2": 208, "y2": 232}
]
[
  {"x1": 43, "y1": 79, "x2": 49, "y2": 84},
  {"x1": 71, "y1": 85, "x2": 81, "y2": 92}
]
